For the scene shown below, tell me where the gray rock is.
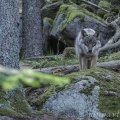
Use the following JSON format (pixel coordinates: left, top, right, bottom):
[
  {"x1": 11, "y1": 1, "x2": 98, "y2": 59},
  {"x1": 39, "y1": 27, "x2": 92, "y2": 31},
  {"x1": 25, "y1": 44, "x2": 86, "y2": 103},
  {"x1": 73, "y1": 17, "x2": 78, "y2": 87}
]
[
  {"x1": 43, "y1": 76, "x2": 105, "y2": 120},
  {"x1": 50, "y1": 14, "x2": 113, "y2": 47},
  {"x1": 0, "y1": 87, "x2": 33, "y2": 116},
  {"x1": 41, "y1": 2, "x2": 62, "y2": 19},
  {"x1": 0, "y1": 116, "x2": 14, "y2": 120}
]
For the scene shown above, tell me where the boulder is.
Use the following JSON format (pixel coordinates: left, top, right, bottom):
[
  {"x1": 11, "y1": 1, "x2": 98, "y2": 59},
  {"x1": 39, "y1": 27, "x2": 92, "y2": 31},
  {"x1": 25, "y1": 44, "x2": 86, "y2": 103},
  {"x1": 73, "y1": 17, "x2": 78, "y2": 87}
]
[
  {"x1": 50, "y1": 4, "x2": 113, "y2": 47},
  {"x1": 41, "y1": 1, "x2": 62, "y2": 19},
  {"x1": 0, "y1": 87, "x2": 33, "y2": 116},
  {"x1": 38, "y1": 68, "x2": 120, "y2": 120}
]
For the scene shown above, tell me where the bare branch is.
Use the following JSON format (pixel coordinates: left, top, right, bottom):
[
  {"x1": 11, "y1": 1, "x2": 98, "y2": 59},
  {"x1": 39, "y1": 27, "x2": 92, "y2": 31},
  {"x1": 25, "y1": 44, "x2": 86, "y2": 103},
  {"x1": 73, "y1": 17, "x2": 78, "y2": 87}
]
[
  {"x1": 105, "y1": 17, "x2": 120, "y2": 45},
  {"x1": 81, "y1": 0, "x2": 109, "y2": 13},
  {"x1": 100, "y1": 39, "x2": 120, "y2": 52}
]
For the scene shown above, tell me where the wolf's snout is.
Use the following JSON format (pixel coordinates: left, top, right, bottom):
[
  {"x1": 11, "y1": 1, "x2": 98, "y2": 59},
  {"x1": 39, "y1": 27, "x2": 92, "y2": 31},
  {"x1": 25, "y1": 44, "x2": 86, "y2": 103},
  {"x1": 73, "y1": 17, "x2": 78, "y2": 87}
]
[{"x1": 88, "y1": 50, "x2": 92, "y2": 53}]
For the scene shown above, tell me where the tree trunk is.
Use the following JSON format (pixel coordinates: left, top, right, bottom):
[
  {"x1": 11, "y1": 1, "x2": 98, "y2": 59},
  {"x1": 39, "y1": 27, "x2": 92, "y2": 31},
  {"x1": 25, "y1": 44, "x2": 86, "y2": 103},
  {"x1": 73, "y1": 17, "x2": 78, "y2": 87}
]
[
  {"x1": 0, "y1": 0, "x2": 19, "y2": 69},
  {"x1": 22, "y1": 0, "x2": 44, "y2": 59}
]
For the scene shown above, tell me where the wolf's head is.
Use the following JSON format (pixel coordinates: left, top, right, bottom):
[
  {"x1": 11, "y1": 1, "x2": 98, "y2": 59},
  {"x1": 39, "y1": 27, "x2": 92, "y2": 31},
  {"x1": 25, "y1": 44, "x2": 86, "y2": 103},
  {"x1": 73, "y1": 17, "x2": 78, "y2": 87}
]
[{"x1": 80, "y1": 28, "x2": 101, "y2": 55}]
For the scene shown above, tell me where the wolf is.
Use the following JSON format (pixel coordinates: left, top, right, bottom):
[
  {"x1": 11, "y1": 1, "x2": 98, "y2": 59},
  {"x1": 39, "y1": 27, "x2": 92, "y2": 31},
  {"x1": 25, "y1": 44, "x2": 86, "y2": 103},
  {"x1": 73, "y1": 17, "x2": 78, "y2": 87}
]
[{"x1": 75, "y1": 28, "x2": 101, "y2": 70}]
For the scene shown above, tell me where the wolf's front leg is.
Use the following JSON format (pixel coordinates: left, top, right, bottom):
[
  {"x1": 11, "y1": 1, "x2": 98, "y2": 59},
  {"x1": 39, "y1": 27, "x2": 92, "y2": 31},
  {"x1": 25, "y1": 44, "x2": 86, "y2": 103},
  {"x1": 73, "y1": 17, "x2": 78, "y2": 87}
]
[
  {"x1": 78, "y1": 55, "x2": 87, "y2": 70},
  {"x1": 90, "y1": 55, "x2": 98, "y2": 68}
]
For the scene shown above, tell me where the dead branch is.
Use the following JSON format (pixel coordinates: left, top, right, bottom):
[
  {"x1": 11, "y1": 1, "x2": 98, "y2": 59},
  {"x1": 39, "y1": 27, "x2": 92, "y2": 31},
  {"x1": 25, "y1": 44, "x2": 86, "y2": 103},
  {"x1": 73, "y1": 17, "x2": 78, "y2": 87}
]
[
  {"x1": 100, "y1": 39, "x2": 120, "y2": 52},
  {"x1": 100, "y1": 17, "x2": 120, "y2": 53},
  {"x1": 81, "y1": 0, "x2": 109, "y2": 13},
  {"x1": 105, "y1": 17, "x2": 120, "y2": 45}
]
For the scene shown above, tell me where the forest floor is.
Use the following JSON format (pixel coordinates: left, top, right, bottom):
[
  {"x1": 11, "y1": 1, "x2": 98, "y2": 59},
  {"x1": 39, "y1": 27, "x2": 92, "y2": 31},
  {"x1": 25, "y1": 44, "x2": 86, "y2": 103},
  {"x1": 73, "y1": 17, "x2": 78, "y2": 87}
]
[{"x1": 18, "y1": 61, "x2": 87, "y2": 120}]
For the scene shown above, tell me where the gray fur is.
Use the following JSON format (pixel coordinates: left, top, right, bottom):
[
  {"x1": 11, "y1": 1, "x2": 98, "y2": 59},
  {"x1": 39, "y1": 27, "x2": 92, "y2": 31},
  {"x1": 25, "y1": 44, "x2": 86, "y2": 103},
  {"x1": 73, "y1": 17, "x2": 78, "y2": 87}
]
[{"x1": 75, "y1": 28, "x2": 101, "y2": 70}]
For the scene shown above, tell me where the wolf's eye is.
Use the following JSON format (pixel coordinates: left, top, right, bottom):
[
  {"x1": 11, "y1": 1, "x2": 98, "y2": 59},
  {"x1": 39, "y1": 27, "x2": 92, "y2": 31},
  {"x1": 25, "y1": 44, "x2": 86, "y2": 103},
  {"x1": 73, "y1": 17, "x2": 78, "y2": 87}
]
[
  {"x1": 84, "y1": 41, "x2": 88, "y2": 46},
  {"x1": 93, "y1": 42, "x2": 96, "y2": 46}
]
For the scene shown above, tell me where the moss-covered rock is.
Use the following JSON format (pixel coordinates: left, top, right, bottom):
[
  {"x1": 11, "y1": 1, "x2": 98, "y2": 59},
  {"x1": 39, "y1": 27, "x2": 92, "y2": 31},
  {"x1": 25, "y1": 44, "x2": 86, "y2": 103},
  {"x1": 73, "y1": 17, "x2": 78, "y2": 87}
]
[
  {"x1": 0, "y1": 88, "x2": 33, "y2": 116},
  {"x1": 66, "y1": 68, "x2": 120, "y2": 119},
  {"x1": 34, "y1": 86, "x2": 55, "y2": 110},
  {"x1": 34, "y1": 67, "x2": 120, "y2": 119},
  {"x1": 54, "y1": 4, "x2": 103, "y2": 31}
]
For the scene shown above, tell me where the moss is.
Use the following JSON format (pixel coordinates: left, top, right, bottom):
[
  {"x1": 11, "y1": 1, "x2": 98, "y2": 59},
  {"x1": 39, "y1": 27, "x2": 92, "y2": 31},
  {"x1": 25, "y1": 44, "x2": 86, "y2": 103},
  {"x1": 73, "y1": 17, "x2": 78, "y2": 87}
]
[
  {"x1": 43, "y1": 17, "x2": 53, "y2": 25},
  {"x1": 0, "y1": 88, "x2": 32, "y2": 117},
  {"x1": 55, "y1": 4, "x2": 103, "y2": 31},
  {"x1": 36, "y1": 110, "x2": 53, "y2": 115},
  {"x1": 34, "y1": 83, "x2": 71, "y2": 110},
  {"x1": 61, "y1": 10, "x2": 84, "y2": 31},
  {"x1": 34, "y1": 85, "x2": 55, "y2": 109},
  {"x1": 97, "y1": 10, "x2": 107, "y2": 18},
  {"x1": 97, "y1": 0, "x2": 111, "y2": 18},
  {"x1": 7, "y1": 89, "x2": 32, "y2": 115},
  {"x1": 103, "y1": 13, "x2": 114, "y2": 19},
  {"x1": 0, "y1": 108, "x2": 21, "y2": 116},
  {"x1": 98, "y1": 51, "x2": 120, "y2": 62},
  {"x1": 82, "y1": 8, "x2": 103, "y2": 22},
  {"x1": 66, "y1": 68, "x2": 120, "y2": 119},
  {"x1": 80, "y1": 84, "x2": 97, "y2": 96},
  {"x1": 110, "y1": 6, "x2": 120, "y2": 14},
  {"x1": 98, "y1": 0, "x2": 111, "y2": 10}
]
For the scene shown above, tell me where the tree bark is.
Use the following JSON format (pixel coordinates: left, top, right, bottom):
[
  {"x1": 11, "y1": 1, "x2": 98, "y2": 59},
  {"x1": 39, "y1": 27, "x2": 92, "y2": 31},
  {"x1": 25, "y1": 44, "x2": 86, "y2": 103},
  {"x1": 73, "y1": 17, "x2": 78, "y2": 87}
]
[
  {"x1": 22, "y1": 0, "x2": 44, "y2": 59},
  {"x1": 0, "y1": 0, "x2": 19, "y2": 69}
]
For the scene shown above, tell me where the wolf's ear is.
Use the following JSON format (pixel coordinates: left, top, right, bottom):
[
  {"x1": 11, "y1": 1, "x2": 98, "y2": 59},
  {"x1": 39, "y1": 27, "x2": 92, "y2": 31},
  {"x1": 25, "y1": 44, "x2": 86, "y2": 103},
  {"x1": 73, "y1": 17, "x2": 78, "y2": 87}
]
[
  {"x1": 94, "y1": 31, "x2": 100, "y2": 39},
  {"x1": 81, "y1": 29, "x2": 88, "y2": 37}
]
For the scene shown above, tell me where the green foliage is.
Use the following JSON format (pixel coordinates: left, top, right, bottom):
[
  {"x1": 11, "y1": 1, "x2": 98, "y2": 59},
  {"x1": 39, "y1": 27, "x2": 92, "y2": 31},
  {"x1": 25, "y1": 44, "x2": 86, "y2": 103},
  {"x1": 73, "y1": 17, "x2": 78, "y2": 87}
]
[
  {"x1": 43, "y1": 17, "x2": 53, "y2": 25},
  {"x1": 23, "y1": 57, "x2": 78, "y2": 69},
  {"x1": 103, "y1": 13, "x2": 114, "y2": 19},
  {"x1": 98, "y1": 51, "x2": 120, "y2": 62},
  {"x1": 97, "y1": 0, "x2": 111, "y2": 18},
  {"x1": 98, "y1": 0, "x2": 111, "y2": 10},
  {"x1": 46, "y1": 49, "x2": 54, "y2": 56},
  {"x1": 0, "y1": 65, "x2": 69, "y2": 90}
]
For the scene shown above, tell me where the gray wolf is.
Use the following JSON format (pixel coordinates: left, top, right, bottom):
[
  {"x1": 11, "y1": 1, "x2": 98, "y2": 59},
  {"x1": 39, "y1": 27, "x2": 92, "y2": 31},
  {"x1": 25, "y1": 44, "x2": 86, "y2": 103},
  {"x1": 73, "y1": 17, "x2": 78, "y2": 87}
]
[{"x1": 75, "y1": 28, "x2": 101, "y2": 70}]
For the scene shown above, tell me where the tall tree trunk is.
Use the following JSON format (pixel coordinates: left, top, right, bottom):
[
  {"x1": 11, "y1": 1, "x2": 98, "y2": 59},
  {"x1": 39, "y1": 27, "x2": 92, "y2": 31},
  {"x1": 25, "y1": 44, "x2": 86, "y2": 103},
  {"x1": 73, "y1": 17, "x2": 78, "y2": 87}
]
[
  {"x1": 0, "y1": 0, "x2": 20, "y2": 69},
  {"x1": 22, "y1": 0, "x2": 44, "y2": 59}
]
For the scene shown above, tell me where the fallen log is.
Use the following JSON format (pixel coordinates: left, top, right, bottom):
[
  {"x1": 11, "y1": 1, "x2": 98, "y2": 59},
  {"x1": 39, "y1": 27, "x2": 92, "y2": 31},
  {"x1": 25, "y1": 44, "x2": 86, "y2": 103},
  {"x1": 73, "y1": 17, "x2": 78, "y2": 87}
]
[
  {"x1": 97, "y1": 60, "x2": 120, "y2": 71},
  {"x1": 34, "y1": 60, "x2": 120, "y2": 75},
  {"x1": 35, "y1": 65, "x2": 79, "y2": 76}
]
